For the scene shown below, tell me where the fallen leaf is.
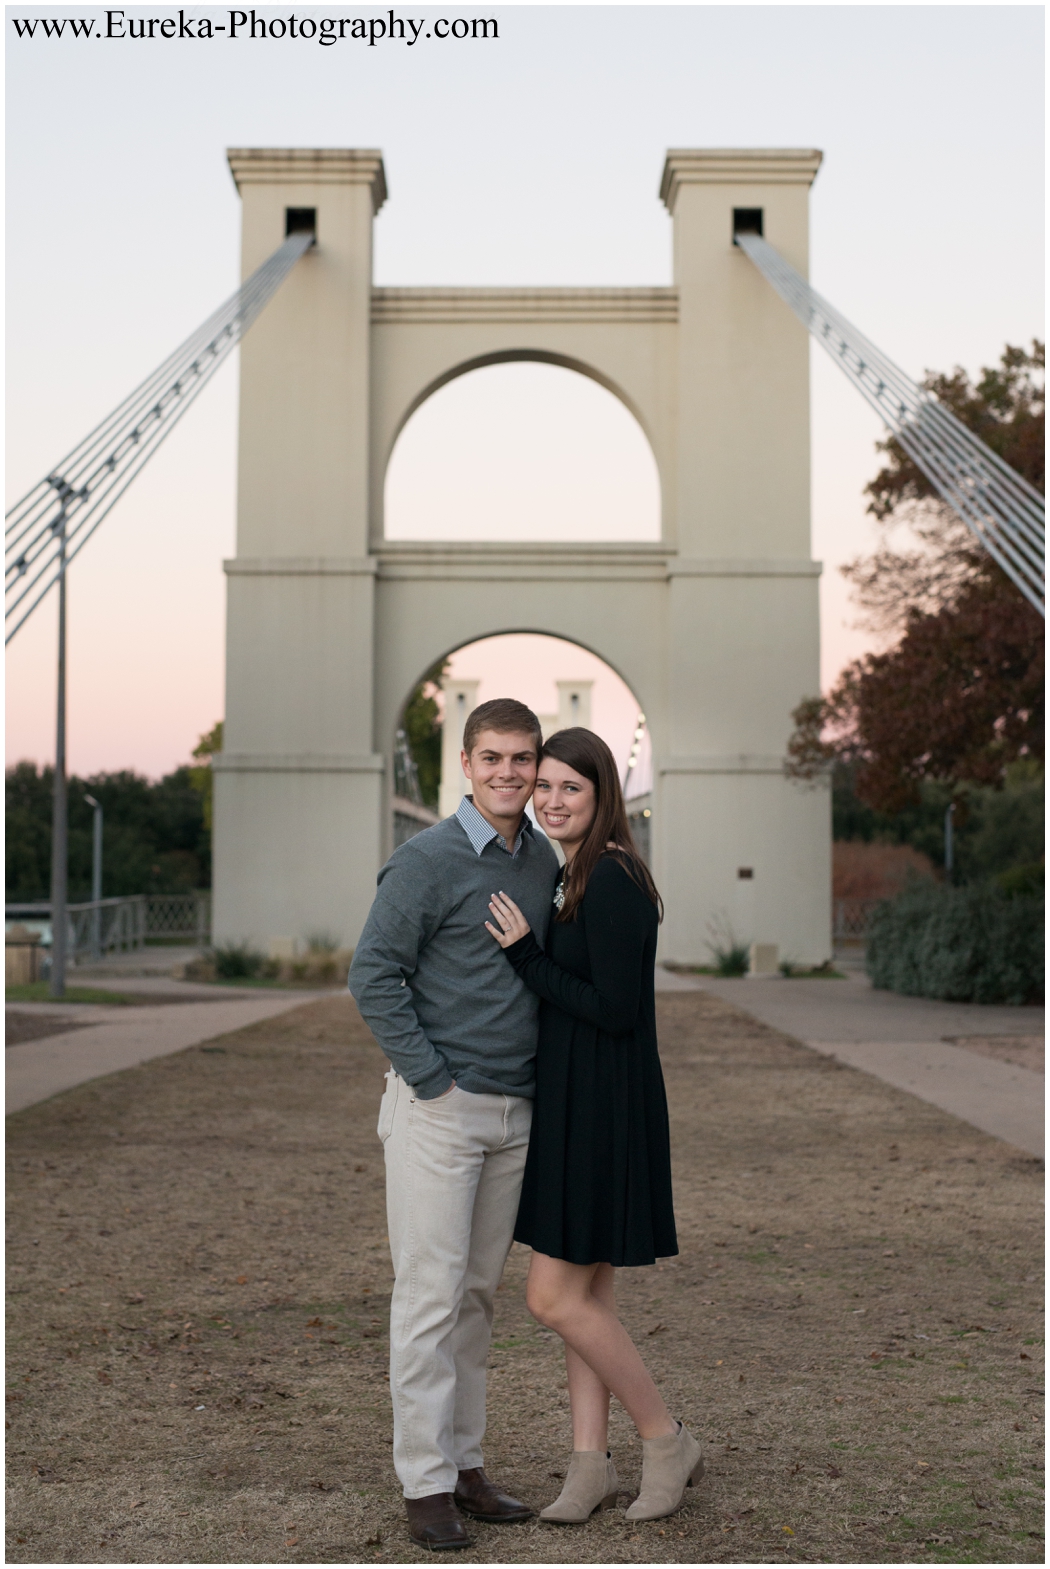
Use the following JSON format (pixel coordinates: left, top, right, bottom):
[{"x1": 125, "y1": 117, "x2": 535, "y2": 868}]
[
  {"x1": 236, "y1": 1275, "x2": 248, "y2": 1285},
  {"x1": 826, "y1": 1465, "x2": 842, "y2": 1478},
  {"x1": 781, "y1": 1525, "x2": 795, "y2": 1535},
  {"x1": 1020, "y1": 1352, "x2": 1031, "y2": 1360},
  {"x1": 647, "y1": 1322, "x2": 665, "y2": 1336}
]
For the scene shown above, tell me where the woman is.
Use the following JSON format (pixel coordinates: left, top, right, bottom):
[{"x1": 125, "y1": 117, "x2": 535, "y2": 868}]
[{"x1": 484, "y1": 727, "x2": 703, "y2": 1524}]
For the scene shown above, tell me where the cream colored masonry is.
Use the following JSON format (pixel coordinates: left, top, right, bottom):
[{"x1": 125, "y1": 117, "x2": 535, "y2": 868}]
[{"x1": 213, "y1": 146, "x2": 831, "y2": 965}]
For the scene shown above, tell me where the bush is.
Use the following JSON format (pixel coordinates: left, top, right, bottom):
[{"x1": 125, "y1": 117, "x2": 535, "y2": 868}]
[
  {"x1": 212, "y1": 941, "x2": 266, "y2": 980},
  {"x1": 996, "y1": 861, "x2": 1044, "y2": 899},
  {"x1": 866, "y1": 878, "x2": 1043, "y2": 1005},
  {"x1": 705, "y1": 915, "x2": 750, "y2": 977}
]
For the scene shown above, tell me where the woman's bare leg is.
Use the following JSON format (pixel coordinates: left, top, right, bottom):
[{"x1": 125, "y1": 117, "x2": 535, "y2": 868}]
[
  {"x1": 564, "y1": 1264, "x2": 615, "y2": 1450},
  {"x1": 527, "y1": 1252, "x2": 676, "y2": 1441}
]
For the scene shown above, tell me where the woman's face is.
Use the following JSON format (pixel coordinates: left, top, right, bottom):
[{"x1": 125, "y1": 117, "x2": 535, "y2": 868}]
[{"x1": 533, "y1": 757, "x2": 597, "y2": 852}]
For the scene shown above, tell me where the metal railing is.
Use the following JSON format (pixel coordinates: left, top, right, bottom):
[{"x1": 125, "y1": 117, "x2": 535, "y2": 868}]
[
  {"x1": 144, "y1": 892, "x2": 211, "y2": 945},
  {"x1": 5, "y1": 891, "x2": 211, "y2": 963},
  {"x1": 393, "y1": 796, "x2": 440, "y2": 849},
  {"x1": 833, "y1": 898, "x2": 882, "y2": 940}
]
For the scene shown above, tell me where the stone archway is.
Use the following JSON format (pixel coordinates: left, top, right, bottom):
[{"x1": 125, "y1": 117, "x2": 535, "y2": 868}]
[
  {"x1": 383, "y1": 358, "x2": 662, "y2": 544},
  {"x1": 389, "y1": 631, "x2": 651, "y2": 852},
  {"x1": 214, "y1": 145, "x2": 830, "y2": 967}
]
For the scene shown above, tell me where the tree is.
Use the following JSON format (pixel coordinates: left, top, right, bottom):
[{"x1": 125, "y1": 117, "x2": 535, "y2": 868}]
[
  {"x1": 6, "y1": 760, "x2": 211, "y2": 902},
  {"x1": 401, "y1": 662, "x2": 448, "y2": 810},
  {"x1": 189, "y1": 720, "x2": 223, "y2": 833},
  {"x1": 841, "y1": 341, "x2": 1043, "y2": 634},
  {"x1": 788, "y1": 342, "x2": 1044, "y2": 817}
]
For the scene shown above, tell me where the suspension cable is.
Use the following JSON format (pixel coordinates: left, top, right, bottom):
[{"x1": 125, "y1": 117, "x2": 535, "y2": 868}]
[
  {"x1": 5, "y1": 229, "x2": 314, "y2": 644},
  {"x1": 735, "y1": 231, "x2": 1044, "y2": 617}
]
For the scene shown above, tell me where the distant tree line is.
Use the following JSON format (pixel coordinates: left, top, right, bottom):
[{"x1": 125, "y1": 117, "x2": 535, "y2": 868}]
[{"x1": 6, "y1": 724, "x2": 221, "y2": 902}]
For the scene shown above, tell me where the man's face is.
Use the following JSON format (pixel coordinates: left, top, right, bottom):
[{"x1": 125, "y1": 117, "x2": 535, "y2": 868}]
[{"x1": 461, "y1": 729, "x2": 539, "y2": 826}]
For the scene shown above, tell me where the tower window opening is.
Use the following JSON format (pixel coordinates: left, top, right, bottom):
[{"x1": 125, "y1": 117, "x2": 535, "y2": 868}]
[
  {"x1": 285, "y1": 207, "x2": 317, "y2": 239},
  {"x1": 732, "y1": 208, "x2": 763, "y2": 243}
]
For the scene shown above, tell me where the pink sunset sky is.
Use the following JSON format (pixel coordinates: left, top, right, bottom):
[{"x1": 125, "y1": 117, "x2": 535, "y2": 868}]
[{"x1": 6, "y1": 6, "x2": 1043, "y2": 783}]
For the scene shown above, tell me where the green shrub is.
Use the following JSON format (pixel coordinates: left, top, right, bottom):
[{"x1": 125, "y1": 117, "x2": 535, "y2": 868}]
[
  {"x1": 212, "y1": 941, "x2": 265, "y2": 980},
  {"x1": 996, "y1": 862, "x2": 1044, "y2": 899},
  {"x1": 866, "y1": 878, "x2": 1043, "y2": 1005},
  {"x1": 705, "y1": 915, "x2": 750, "y2": 977}
]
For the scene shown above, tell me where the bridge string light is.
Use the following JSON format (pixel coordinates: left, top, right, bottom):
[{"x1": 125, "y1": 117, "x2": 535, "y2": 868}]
[
  {"x1": 736, "y1": 232, "x2": 1044, "y2": 617},
  {"x1": 5, "y1": 229, "x2": 315, "y2": 644},
  {"x1": 623, "y1": 712, "x2": 647, "y2": 792}
]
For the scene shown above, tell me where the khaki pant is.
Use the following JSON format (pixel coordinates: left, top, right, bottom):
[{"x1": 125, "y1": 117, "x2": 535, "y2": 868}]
[{"x1": 379, "y1": 1071, "x2": 532, "y2": 1498}]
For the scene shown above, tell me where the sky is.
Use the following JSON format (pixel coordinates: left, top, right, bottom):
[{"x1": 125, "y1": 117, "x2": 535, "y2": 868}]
[{"x1": 5, "y1": 2, "x2": 1044, "y2": 780}]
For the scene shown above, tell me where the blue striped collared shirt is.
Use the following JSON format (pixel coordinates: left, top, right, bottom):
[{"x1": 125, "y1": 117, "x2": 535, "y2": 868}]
[{"x1": 455, "y1": 794, "x2": 533, "y2": 859}]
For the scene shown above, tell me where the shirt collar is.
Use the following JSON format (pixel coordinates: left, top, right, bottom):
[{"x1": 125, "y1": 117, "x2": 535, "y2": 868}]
[{"x1": 456, "y1": 794, "x2": 533, "y2": 858}]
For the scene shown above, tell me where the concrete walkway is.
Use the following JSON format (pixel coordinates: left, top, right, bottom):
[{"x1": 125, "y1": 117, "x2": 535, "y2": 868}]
[
  {"x1": 6, "y1": 983, "x2": 336, "y2": 1115},
  {"x1": 658, "y1": 967, "x2": 1044, "y2": 1159}
]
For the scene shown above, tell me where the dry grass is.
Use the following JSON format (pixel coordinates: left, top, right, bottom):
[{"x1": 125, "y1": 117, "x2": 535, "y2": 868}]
[{"x1": 5, "y1": 991, "x2": 1044, "y2": 1565}]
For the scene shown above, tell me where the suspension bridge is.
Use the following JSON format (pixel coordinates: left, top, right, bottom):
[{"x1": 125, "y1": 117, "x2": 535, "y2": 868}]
[{"x1": 6, "y1": 147, "x2": 1043, "y2": 994}]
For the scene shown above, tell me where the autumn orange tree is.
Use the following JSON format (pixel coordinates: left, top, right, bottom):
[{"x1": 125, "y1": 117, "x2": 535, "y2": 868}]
[{"x1": 788, "y1": 341, "x2": 1044, "y2": 816}]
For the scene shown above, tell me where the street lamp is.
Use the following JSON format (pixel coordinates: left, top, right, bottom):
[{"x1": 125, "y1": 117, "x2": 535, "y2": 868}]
[
  {"x1": 944, "y1": 801, "x2": 956, "y2": 882},
  {"x1": 49, "y1": 513, "x2": 69, "y2": 998},
  {"x1": 83, "y1": 793, "x2": 103, "y2": 960}
]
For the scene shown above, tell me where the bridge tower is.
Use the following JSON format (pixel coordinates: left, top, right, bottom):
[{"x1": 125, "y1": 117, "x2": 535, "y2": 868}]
[{"x1": 214, "y1": 147, "x2": 831, "y2": 965}]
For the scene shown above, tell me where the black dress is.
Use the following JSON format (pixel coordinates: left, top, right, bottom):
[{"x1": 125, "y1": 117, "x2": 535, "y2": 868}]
[{"x1": 507, "y1": 855, "x2": 678, "y2": 1267}]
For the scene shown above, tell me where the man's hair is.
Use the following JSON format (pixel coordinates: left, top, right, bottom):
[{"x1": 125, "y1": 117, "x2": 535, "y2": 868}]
[{"x1": 462, "y1": 698, "x2": 542, "y2": 759}]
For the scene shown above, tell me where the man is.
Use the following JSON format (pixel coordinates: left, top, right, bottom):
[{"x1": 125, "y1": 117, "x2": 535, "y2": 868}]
[{"x1": 349, "y1": 698, "x2": 560, "y2": 1550}]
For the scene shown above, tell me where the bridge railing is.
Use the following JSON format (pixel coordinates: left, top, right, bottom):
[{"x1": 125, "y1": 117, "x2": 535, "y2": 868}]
[
  {"x1": 5, "y1": 892, "x2": 211, "y2": 963},
  {"x1": 832, "y1": 898, "x2": 882, "y2": 941}
]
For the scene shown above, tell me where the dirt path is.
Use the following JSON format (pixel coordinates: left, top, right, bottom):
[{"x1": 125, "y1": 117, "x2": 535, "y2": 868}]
[{"x1": 5, "y1": 993, "x2": 1044, "y2": 1564}]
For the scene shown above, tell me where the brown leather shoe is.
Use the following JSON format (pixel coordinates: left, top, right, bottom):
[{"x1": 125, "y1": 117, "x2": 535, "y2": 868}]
[
  {"x1": 405, "y1": 1492, "x2": 475, "y2": 1551},
  {"x1": 454, "y1": 1467, "x2": 534, "y2": 1523}
]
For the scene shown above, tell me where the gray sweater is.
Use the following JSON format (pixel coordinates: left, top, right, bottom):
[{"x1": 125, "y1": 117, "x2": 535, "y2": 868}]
[{"x1": 348, "y1": 811, "x2": 560, "y2": 1099}]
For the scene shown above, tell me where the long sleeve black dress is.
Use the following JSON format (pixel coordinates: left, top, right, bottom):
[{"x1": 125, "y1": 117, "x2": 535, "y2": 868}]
[{"x1": 504, "y1": 854, "x2": 678, "y2": 1267}]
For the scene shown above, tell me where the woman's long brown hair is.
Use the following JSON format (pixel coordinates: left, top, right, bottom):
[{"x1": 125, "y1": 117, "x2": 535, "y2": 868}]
[{"x1": 540, "y1": 727, "x2": 662, "y2": 923}]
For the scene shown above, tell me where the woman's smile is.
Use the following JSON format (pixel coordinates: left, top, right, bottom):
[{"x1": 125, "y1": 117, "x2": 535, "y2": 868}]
[{"x1": 533, "y1": 759, "x2": 597, "y2": 851}]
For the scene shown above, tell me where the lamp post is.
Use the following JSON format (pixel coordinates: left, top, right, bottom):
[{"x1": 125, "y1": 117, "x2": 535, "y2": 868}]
[
  {"x1": 944, "y1": 801, "x2": 956, "y2": 882},
  {"x1": 48, "y1": 513, "x2": 69, "y2": 998},
  {"x1": 83, "y1": 793, "x2": 103, "y2": 960}
]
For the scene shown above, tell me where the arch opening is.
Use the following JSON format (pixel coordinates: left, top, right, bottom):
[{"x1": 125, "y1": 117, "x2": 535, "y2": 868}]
[
  {"x1": 384, "y1": 361, "x2": 662, "y2": 543},
  {"x1": 392, "y1": 632, "x2": 653, "y2": 858}
]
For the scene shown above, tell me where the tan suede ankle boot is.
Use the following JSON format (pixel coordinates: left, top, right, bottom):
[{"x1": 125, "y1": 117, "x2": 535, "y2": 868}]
[
  {"x1": 540, "y1": 1450, "x2": 619, "y2": 1523},
  {"x1": 624, "y1": 1422, "x2": 704, "y2": 1521}
]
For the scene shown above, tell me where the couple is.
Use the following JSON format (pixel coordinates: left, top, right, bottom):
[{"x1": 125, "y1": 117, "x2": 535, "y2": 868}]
[{"x1": 349, "y1": 698, "x2": 702, "y2": 1550}]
